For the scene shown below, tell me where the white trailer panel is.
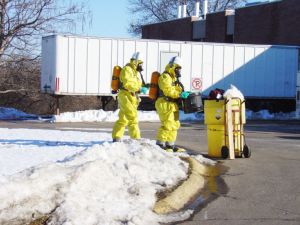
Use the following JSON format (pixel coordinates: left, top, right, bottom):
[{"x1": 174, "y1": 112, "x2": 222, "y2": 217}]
[
  {"x1": 67, "y1": 37, "x2": 75, "y2": 93},
  {"x1": 41, "y1": 35, "x2": 299, "y2": 98},
  {"x1": 202, "y1": 45, "x2": 213, "y2": 91},
  {"x1": 181, "y1": 43, "x2": 192, "y2": 90},
  {"x1": 87, "y1": 39, "x2": 100, "y2": 93},
  {"x1": 191, "y1": 44, "x2": 202, "y2": 81}
]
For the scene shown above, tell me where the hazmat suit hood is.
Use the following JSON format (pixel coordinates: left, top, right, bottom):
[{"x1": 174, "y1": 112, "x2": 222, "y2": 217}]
[
  {"x1": 165, "y1": 63, "x2": 181, "y2": 78},
  {"x1": 129, "y1": 58, "x2": 143, "y2": 70},
  {"x1": 130, "y1": 52, "x2": 143, "y2": 70},
  {"x1": 165, "y1": 56, "x2": 182, "y2": 77}
]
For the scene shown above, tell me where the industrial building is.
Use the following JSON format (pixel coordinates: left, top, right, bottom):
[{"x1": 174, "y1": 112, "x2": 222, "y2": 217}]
[
  {"x1": 142, "y1": 0, "x2": 300, "y2": 114},
  {"x1": 142, "y1": 0, "x2": 300, "y2": 46}
]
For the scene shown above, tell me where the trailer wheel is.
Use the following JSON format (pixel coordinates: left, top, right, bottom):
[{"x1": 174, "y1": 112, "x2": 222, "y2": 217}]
[
  {"x1": 221, "y1": 146, "x2": 229, "y2": 159},
  {"x1": 243, "y1": 145, "x2": 251, "y2": 158}
]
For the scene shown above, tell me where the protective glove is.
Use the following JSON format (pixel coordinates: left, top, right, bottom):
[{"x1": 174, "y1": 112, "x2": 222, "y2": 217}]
[
  {"x1": 180, "y1": 91, "x2": 190, "y2": 99},
  {"x1": 140, "y1": 87, "x2": 148, "y2": 94}
]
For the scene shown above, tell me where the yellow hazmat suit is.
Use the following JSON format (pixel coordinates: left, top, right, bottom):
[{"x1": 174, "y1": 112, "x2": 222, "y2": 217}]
[
  {"x1": 155, "y1": 63, "x2": 183, "y2": 147},
  {"x1": 112, "y1": 58, "x2": 142, "y2": 141}
]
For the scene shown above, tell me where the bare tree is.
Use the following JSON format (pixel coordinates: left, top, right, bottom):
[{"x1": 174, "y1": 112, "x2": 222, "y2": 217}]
[
  {"x1": 128, "y1": 0, "x2": 248, "y2": 36},
  {"x1": 0, "y1": 0, "x2": 89, "y2": 61},
  {"x1": 0, "y1": 0, "x2": 89, "y2": 97}
]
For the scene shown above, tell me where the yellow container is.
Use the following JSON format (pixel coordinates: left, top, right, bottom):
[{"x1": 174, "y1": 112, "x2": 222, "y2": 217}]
[
  {"x1": 207, "y1": 125, "x2": 226, "y2": 157},
  {"x1": 204, "y1": 99, "x2": 246, "y2": 125},
  {"x1": 205, "y1": 99, "x2": 246, "y2": 158},
  {"x1": 207, "y1": 124, "x2": 243, "y2": 158},
  {"x1": 204, "y1": 100, "x2": 225, "y2": 125}
]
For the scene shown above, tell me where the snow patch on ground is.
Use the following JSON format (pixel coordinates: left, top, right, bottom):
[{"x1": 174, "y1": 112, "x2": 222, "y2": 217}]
[
  {"x1": 0, "y1": 107, "x2": 298, "y2": 122},
  {"x1": 53, "y1": 109, "x2": 160, "y2": 123},
  {"x1": 193, "y1": 154, "x2": 216, "y2": 165},
  {"x1": 0, "y1": 128, "x2": 195, "y2": 225}
]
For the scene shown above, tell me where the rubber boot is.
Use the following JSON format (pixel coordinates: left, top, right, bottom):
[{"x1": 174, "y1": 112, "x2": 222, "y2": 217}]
[
  {"x1": 113, "y1": 138, "x2": 121, "y2": 143},
  {"x1": 164, "y1": 144, "x2": 174, "y2": 153},
  {"x1": 156, "y1": 141, "x2": 166, "y2": 150},
  {"x1": 172, "y1": 146, "x2": 186, "y2": 153},
  {"x1": 165, "y1": 143, "x2": 185, "y2": 153}
]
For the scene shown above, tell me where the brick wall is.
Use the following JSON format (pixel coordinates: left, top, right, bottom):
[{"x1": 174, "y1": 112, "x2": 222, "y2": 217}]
[
  {"x1": 141, "y1": 0, "x2": 300, "y2": 46},
  {"x1": 234, "y1": 2, "x2": 281, "y2": 44},
  {"x1": 235, "y1": 0, "x2": 300, "y2": 46},
  {"x1": 142, "y1": 17, "x2": 193, "y2": 41},
  {"x1": 277, "y1": 0, "x2": 300, "y2": 45},
  {"x1": 205, "y1": 11, "x2": 227, "y2": 42}
]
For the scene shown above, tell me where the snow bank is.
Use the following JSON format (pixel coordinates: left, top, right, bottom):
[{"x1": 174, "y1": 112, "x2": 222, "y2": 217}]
[
  {"x1": 1, "y1": 104, "x2": 297, "y2": 123},
  {"x1": 53, "y1": 108, "x2": 297, "y2": 122},
  {"x1": 0, "y1": 128, "x2": 195, "y2": 225},
  {"x1": 246, "y1": 109, "x2": 296, "y2": 120},
  {"x1": 53, "y1": 109, "x2": 160, "y2": 123},
  {"x1": 0, "y1": 128, "x2": 111, "y2": 176},
  {"x1": 53, "y1": 109, "x2": 205, "y2": 123}
]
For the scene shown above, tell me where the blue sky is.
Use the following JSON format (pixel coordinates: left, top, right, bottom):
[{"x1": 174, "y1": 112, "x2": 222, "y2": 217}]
[
  {"x1": 83, "y1": 0, "x2": 131, "y2": 38},
  {"x1": 81, "y1": 0, "x2": 257, "y2": 39}
]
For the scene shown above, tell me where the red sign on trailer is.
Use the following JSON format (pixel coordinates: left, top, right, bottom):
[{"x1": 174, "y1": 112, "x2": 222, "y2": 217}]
[{"x1": 192, "y1": 77, "x2": 202, "y2": 91}]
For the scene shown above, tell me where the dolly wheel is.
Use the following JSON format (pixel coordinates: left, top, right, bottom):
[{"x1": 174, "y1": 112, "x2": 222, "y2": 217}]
[
  {"x1": 221, "y1": 146, "x2": 229, "y2": 159},
  {"x1": 243, "y1": 145, "x2": 251, "y2": 158}
]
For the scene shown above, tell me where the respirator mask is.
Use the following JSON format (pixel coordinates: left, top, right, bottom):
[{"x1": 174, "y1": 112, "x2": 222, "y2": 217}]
[
  {"x1": 137, "y1": 63, "x2": 144, "y2": 72},
  {"x1": 175, "y1": 67, "x2": 182, "y2": 78}
]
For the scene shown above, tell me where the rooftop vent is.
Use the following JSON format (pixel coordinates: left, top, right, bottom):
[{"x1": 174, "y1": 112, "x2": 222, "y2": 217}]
[
  {"x1": 194, "y1": 1, "x2": 200, "y2": 17},
  {"x1": 203, "y1": 0, "x2": 208, "y2": 19}
]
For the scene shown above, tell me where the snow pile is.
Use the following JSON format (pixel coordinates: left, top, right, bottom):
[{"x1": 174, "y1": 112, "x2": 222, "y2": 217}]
[
  {"x1": 193, "y1": 154, "x2": 216, "y2": 165},
  {"x1": 0, "y1": 107, "x2": 37, "y2": 120},
  {"x1": 53, "y1": 109, "x2": 119, "y2": 122},
  {"x1": 0, "y1": 128, "x2": 195, "y2": 225},
  {"x1": 1, "y1": 103, "x2": 298, "y2": 123},
  {"x1": 53, "y1": 109, "x2": 160, "y2": 123},
  {"x1": 0, "y1": 128, "x2": 112, "y2": 176},
  {"x1": 53, "y1": 108, "x2": 297, "y2": 122},
  {"x1": 53, "y1": 109, "x2": 204, "y2": 123},
  {"x1": 246, "y1": 110, "x2": 296, "y2": 120}
]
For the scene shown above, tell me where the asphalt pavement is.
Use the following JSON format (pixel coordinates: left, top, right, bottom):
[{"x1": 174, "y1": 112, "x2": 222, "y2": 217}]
[{"x1": 0, "y1": 120, "x2": 300, "y2": 225}]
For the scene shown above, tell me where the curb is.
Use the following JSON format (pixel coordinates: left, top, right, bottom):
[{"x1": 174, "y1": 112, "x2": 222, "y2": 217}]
[{"x1": 153, "y1": 157, "x2": 208, "y2": 214}]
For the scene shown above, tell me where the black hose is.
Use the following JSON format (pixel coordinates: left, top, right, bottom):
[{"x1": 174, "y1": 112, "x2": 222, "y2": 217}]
[
  {"x1": 139, "y1": 72, "x2": 146, "y2": 87},
  {"x1": 176, "y1": 77, "x2": 185, "y2": 92}
]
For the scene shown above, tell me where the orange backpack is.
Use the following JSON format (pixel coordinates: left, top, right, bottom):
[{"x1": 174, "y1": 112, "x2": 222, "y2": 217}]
[
  {"x1": 148, "y1": 71, "x2": 160, "y2": 100},
  {"x1": 111, "y1": 66, "x2": 122, "y2": 94}
]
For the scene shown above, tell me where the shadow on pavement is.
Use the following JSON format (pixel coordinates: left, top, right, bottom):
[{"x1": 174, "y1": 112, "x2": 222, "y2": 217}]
[{"x1": 277, "y1": 136, "x2": 300, "y2": 140}]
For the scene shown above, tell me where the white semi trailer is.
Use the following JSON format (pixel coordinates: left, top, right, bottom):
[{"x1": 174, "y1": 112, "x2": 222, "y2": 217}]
[{"x1": 41, "y1": 34, "x2": 299, "y2": 113}]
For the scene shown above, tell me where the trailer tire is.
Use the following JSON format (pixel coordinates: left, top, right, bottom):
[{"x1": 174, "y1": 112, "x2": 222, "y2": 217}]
[
  {"x1": 221, "y1": 146, "x2": 229, "y2": 159},
  {"x1": 243, "y1": 145, "x2": 251, "y2": 158}
]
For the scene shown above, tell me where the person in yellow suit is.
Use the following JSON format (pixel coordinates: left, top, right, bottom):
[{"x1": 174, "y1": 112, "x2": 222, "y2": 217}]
[
  {"x1": 155, "y1": 56, "x2": 190, "y2": 152},
  {"x1": 112, "y1": 52, "x2": 148, "y2": 142}
]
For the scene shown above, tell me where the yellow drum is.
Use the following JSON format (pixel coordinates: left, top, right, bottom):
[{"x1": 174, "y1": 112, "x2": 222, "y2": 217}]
[
  {"x1": 207, "y1": 125, "x2": 226, "y2": 157},
  {"x1": 204, "y1": 100, "x2": 225, "y2": 125},
  {"x1": 204, "y1": 99, "x2": 248, "y2": 158}
]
